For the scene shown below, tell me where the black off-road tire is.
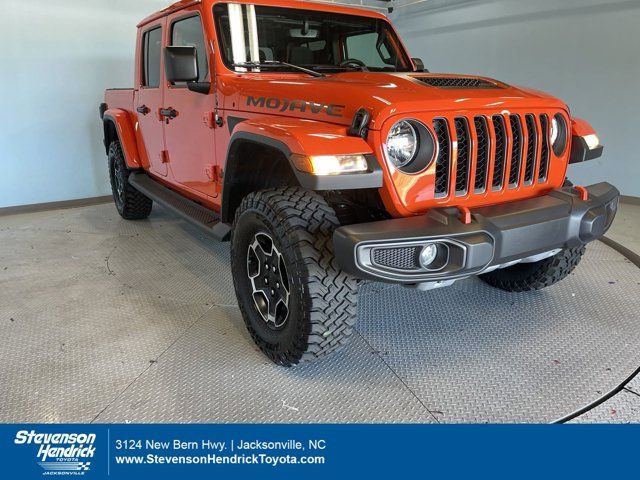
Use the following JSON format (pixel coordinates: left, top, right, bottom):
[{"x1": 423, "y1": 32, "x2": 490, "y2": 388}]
[
  {"x1": 479, "y1": 246, "x2": 586, "y2": 292},
  {"x1": 231, "y1": 187, "x2": 358, "y2": 367},
  {"x1": 108, "y1": 141, "x2": 152, "y2": 220}
]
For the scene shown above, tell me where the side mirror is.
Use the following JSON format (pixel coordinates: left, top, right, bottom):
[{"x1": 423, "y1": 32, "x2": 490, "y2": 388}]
[
  {"x1": 164, "y1": 46, "x2": 198, "y2": 83},
  {"x1": 412, "y1": 58, "x2": 428, "y2": 73}
]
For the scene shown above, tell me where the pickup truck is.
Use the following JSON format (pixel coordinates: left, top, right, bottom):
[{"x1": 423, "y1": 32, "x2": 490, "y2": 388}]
[{"x1": 101, "y1": 0, "x2": 619, "y2": 366}]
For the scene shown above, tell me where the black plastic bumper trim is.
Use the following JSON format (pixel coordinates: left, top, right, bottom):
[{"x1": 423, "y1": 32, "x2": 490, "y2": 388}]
[{"x1": 334, "y1": 182, "x2": 620, "y2": 283}]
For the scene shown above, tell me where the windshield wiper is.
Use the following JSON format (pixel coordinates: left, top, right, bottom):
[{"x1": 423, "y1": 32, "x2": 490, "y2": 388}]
[
  {"x1": 311, "y1": 65, "x2": 352, "y2": 71},
  {"x1": 313, "y1": 65, "x2": 370, "y2": 72},
  {"x1": 232, "y1": 60, "x2": 325, "y2": 78}
]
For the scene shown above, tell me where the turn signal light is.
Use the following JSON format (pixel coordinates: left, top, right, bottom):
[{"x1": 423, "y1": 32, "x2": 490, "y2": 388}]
[
  {"x1": 291, "y1": 154, "x2": 368, "y2": 176},
  {"x1": 583, "y1": 134, "x2": 600, "y2": 150}
]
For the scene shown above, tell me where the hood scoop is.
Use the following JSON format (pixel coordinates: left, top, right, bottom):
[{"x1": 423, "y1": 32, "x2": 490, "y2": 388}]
[{"x1": 413, "y1": 76, "x2": 502, "y2": 89}]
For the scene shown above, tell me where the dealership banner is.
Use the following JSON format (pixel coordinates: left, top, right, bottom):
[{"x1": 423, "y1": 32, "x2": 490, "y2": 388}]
[{"x1": 1, "y1": 424, "x2": 634, "y2": 479}]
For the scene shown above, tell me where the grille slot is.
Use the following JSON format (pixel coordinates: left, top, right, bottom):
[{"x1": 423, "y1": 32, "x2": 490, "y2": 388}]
[
  {"x1": 433, "y1": 118, "x2": 451, "y2": 198},
  {"x1": 454, "y1": 118, "x2": 470, "y2": 195},
  {"x1": 508, "y1": 115, "x2": 523, "y2": 187},
  {"x1": 524, "y1": 115, "x2": 538, "y2": 184},
  {"x1": 415, "y1": 77, "x2": 500, "y2": 89},
  {"x1": 491, "y1": 116, "x2": 507, "y2": 190},
  {"x1": 372, "y1": 247, "x2": 421, "y2": 271},
  {"x1": 474, "y1": 116, "x2": 490, "y2": 192},
  {"x1": 539, "y1": 114, "x2": 550, "y2": 182}
]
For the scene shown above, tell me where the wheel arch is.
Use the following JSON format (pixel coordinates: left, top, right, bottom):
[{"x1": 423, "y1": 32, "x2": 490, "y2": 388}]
[
  {"x1": 221, "y1": 133, "x2": 300, "y2": 224},
  {"x1": 221, "y1": 119, "x2": 383, "y2": 224},
  {"x1": 102, "y1": 109, "x2": 143, "y2": 169}
]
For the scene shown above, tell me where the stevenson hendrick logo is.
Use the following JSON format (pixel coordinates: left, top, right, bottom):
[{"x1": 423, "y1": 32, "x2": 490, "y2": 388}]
[
  {"x1": 247, "y1": 96, "x2": 345, "y2": 117},
  {"x1": 14, "y1": 430, "x2": 96, "y2": 476}
]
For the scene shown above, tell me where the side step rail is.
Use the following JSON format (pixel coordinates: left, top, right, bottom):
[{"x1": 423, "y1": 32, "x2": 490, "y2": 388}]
[{"x1": 129, "y1": 172, "x2": 231, "y2": 242}]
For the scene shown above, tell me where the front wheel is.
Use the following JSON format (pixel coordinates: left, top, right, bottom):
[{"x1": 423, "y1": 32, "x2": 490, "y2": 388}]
[
  {"x1": 479, "y1": 246, "x2": 586, "y2": 292},
  {"x1": 231, "y1": 188, "x2": 358, "y2": 367}
]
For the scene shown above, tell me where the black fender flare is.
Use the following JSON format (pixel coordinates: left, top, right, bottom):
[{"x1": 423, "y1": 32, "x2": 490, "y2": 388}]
[{"x1": 221, "y1": 131, "x2": 383, "y2": 223}]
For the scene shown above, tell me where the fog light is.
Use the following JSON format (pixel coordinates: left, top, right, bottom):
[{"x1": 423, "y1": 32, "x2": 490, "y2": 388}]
[{"x1": 419, "y1": 244, "x2": 438, "y2": 268}]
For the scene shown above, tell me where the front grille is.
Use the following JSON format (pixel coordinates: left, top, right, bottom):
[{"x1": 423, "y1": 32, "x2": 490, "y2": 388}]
[
  {"x1": 432, "y1": 112, "x2": 555, "y2": 200},
  {"x1": 539, "y1": 114, "x2": 550, "y2": 182},
  {"x1": 415, "y1": 77, "x2": 500, "y2": 89},
  {"x1": 454, "y1": 118, "x2": 470, "y2": 195},
  {"x1": 524, "y1": 115, "x2": 537, "y2": 184},
  {"x1": 433, "y1": 118, "x2": 451, "y2": 197},
  {"x1": 491, "y1": 116, "x2": 507, "y2": 189},
  {"x1": 372, "y1": 246, "x2": 421, "y2": 271},
  {"x1": 474, "y1": 117, "x2": 490, "y2": 192},
  {"x1": 508, "y1": 115, "x2": 523, "y2": 187}
]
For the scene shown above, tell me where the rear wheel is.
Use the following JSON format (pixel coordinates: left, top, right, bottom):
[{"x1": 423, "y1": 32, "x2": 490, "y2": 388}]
[
  {"x1": 479, "y1": 246, "x2": 586, "y2": 292},
  {"x1": 108, "y1": 141, "x2": 152, "y2": 220},
  {"x1": 231, "y1": 187, "x2": 358, "y2": 367}
]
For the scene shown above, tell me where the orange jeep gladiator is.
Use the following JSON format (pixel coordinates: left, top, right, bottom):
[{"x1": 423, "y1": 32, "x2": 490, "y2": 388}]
[{"x1": 101, "y1": 0, "x2": 619, "y2": 366}]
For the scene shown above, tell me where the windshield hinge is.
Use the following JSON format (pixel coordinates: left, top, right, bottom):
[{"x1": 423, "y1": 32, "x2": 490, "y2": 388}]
[{"x1": 348, "y1": 108, "x2": 371, "y2": 139}]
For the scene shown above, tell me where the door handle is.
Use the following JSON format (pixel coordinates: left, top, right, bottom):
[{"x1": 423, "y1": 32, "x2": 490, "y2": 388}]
[
  {"x1": 136, "y1": 105, "x2": 150, "y2": 115},
  {"x1": 160, "y1": 108, "x2": 178, "y2": 119}
]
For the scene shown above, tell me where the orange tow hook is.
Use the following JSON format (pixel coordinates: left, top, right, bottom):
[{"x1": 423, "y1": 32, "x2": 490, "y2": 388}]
[
  {"x1": 458, "y1": 206, "x2": 472, "y2": 225},
  {"x1": 574, "y1": 186, "x2": 589, "y2": 201}
]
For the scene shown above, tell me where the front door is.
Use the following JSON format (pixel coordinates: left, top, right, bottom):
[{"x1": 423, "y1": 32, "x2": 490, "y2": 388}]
[
  {"x1": 137, "y1": 21, "x2": 168, "y2": 177},
  {"x1": 163, "y1": 10, "x2": 217, "y2": 198}
]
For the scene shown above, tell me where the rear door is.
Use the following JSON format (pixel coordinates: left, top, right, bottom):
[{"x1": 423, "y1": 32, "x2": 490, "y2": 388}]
[
  {"x1": 163, "y1": 9, "x2": 217, "y2": 198},
  {"x1": 136, "y1": 22, "x2": 168, "y2": 177}
]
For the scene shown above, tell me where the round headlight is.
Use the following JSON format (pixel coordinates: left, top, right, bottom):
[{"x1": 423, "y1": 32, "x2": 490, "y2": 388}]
[
  {"x1": 387, "y1": 120, "x2": 419, "y2": 168},
  {"x1": 550, "y1": 113, "x2": 568, "y2": 156},
  {"x1": 385, "y1": 120, "x2": 436, "y2": 174}
]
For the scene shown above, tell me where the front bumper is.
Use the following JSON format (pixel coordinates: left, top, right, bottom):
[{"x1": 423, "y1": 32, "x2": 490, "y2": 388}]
[{"x1": 333, "y1": 182, "x2": 620, "y2": 284}]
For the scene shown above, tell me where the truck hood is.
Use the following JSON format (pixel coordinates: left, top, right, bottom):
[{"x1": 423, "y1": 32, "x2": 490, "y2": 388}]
[{"x1": 224, "y1": 72, "x2": 568, "y2": 130}]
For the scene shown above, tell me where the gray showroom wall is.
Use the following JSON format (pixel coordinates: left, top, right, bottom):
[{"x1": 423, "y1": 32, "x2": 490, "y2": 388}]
[
  {"x1": 391, "y1": 0, "x2": 640, "y2": 196},
  {"x1": 0, "y1": 0, "x2": 167, "y2": 209}
]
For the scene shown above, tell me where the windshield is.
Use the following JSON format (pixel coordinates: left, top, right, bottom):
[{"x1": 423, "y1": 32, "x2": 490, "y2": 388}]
[{"x1": 213, "y1": 3, "x2": 413, "y2": 73}]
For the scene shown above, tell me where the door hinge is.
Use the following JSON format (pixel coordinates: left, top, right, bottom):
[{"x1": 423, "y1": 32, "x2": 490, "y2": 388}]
[
  {"x1": 161, "y1": 150, "x2": 170, "y2": 164},
  {"x1": 206, "y1": 164, "x2": 223, "y2": 182}
]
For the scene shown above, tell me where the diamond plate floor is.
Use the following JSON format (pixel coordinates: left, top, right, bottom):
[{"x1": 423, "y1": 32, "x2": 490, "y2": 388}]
[{"x1": 0, "y1": 203, "x2": 639, "y2": 423}]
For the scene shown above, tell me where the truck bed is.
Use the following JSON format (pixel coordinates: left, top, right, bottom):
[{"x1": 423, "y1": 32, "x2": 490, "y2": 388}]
[{"x1": 104, "y1": 88, "x2": 135, "y2": 111}]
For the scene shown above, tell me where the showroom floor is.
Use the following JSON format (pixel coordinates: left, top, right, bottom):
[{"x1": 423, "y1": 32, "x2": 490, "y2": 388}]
[{"x1": 0, "y1": 201, "x2": 638, "y2": 423}]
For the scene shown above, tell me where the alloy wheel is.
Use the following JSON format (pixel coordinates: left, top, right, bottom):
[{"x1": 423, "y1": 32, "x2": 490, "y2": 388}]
[{"x1": 246, "y1": 232, "x2": 291, "y2": 329}]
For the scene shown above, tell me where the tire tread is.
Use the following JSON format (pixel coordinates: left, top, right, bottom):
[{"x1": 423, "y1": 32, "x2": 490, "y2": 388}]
[
  {"x1": 480, "y1": 246, "x2": 586, "y2": 292},
  {"x1": 109, "y1": 141, "x2": 152, "y2": 220},
  {"x1": 232, "y1": 187, "x2": 358, "y2": 366}
]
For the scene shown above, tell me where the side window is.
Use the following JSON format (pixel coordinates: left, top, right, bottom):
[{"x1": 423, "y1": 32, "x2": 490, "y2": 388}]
[
  {"x1": 345, "y1": 32, "x2": 392, "y2": 68},
  {"x1": 171, "y1": 15, "x2": 208, "y2": 85},
  {"x1": 142, "y1": 27, "x2": 162, "y2": 88}
]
